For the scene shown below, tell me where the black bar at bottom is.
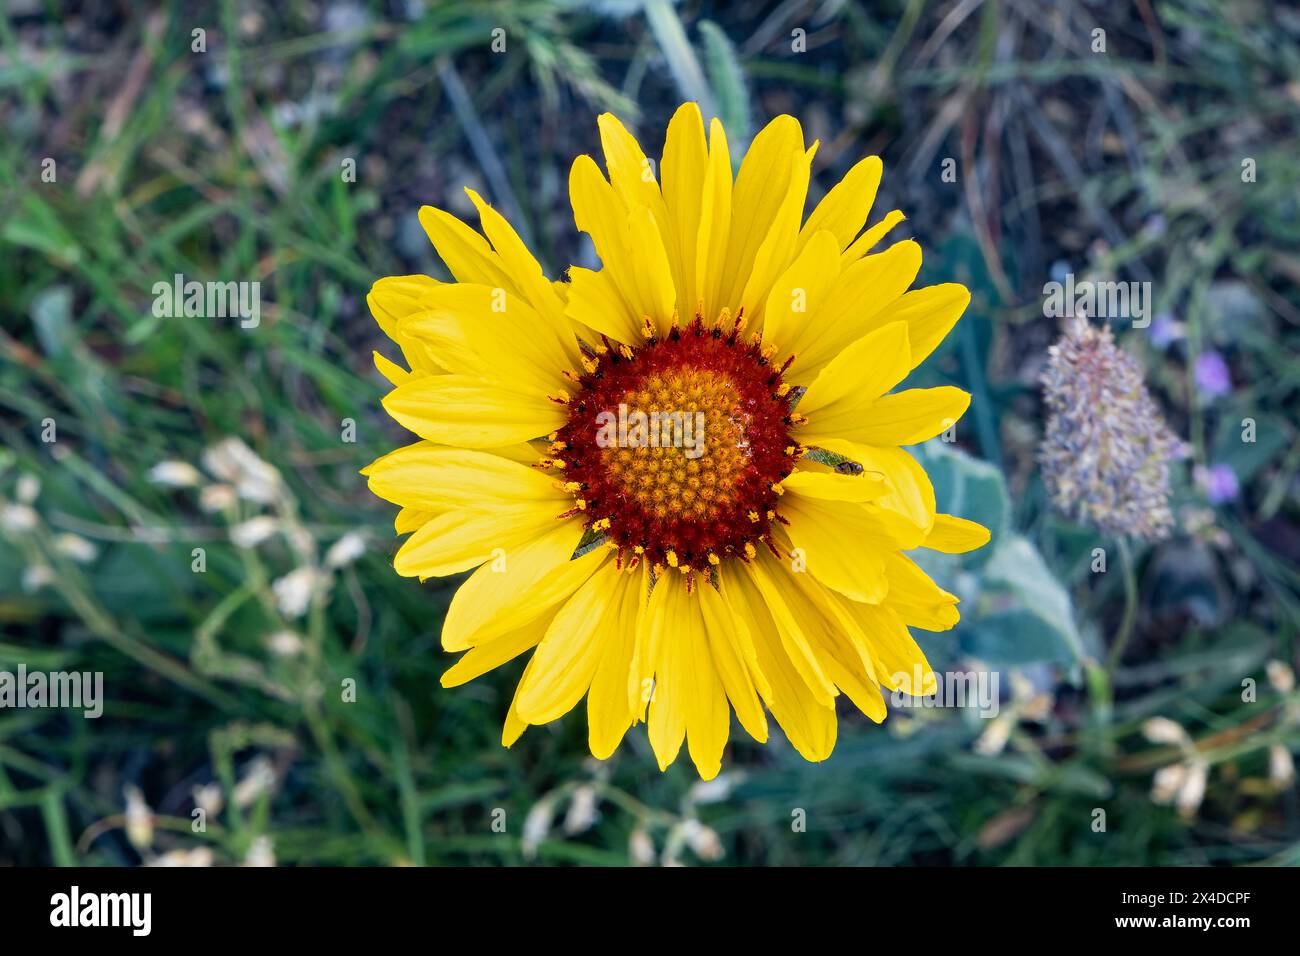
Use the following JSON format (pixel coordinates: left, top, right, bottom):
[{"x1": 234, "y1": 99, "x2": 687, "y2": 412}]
[{"x1": 0, "y1": 865, "x2": 1283, "y2": 940}]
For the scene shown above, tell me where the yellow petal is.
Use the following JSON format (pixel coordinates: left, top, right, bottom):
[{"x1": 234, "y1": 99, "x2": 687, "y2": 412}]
[
  {"x1": 743, "y1": 556, "x2": 837, "y2": 704},
  {"x1": 399, "y1": 282, "x2": 575, "y2": 394},
  {"x1": 440, "y1": 613, "x2": 551, "y2": 688},
  {"x1": 394, "y1": 506, "x2": 436, "y2": 534},
  {"x1": 682, "y1": 612, "x2": 730, "y2": 780},
  {"x1": 441, "y1": 520, "x2": 595, "y2": 651},
  {"x1": 365, "y1": 442, "x2": 564, "y2": 512},
  {"x1": 372, "y1": 350, "x2": 411, "y2": 386},
  {"x1": 368, "y1": 277, "x2": 444, "y2": 374},
  {"x1": 811, "y1": 440, "x2": 937, "y2": 532},
  {"x1": 698, "y1": 582, "x2": 767, "y2": 743},
  {"x1": 625, "y1": 204, "x2": 677, "y2": 336},
  {"x1": 785, "y1": 571, "x2": 888, "y2": 721},
  {"x1": 882, "y1": 552, "x2": 960, "y2": 631},
  {"x1": 625, "y1": 565, "x2": 655, "y2": 717},
  {"x1": 833, "y1": 386, "x2": 972, "y2": 447},
  {"x1": 722, "y1": 563, "x2": 837, "y2": 761},
  {"x1": 788, "y1": 241, "x2": 922, "y2": 381},
  {"x1": 798, "y1": 321, "x2": 912, "y2": 425},
  {"x1": 393, "y1": 502, "x2": 563, "y2": 579},
  {"x1": 565, "y1": 266, "x2": 643, "y2": 346},
  {"x1": 598, "y1": 113, "x2": 685, "y2": 310},
  {"x1": 844, "y1": 599, "x2": 937, "y2": 695},
  {"x1": 694, "y1": 117, "x2": 732, "y2": 323},
  {"x1": 463, "y1": 188, "x2": 575, "y2": 356},
  {"x1": 598, "y1": 112, "x2": 666, "y2": 217},
  {"x1": 502, "y1": 655, "x2": 536, "y2": 747},
  {"x1": 759, "y1": 230, "x2": 840, "y2": 357},
  {"x1": 417, "y1": 205, "x2": 515, "y2": 290},
  {"x1": 781, "y1": 468, "x2": 890, "y2": 503},
  {"x1": 569, "y1": 155, "x2": 675, "y2": 335},
  {"x1": 382, "y1": 375, "x2": 565, "y2": 447},
  {"x1": 797, "y1": 155, "x2": 883, "y2": 253},
  {"x1": 842, "y1": 210, "x2": 907, "y2": 263},
  {"x1": 924, "y1": 513, "x2": 991, "y2": 553},
  {"x1": 870, "y1": 283, "x2": 971, "y2": 368},
  {"x1": 514, "y1": 563, "x2": 623, "y2": 724},
  {"x1": 781, "y1": 495, "x2": 925, "y2": 602},
  {"x1": 716, "y1": 572, "x2": 773, "y2": 703},
  {"x1": 719, "y1": 115, "x2": 805, "y2": 310},
  {"x1": 737, "y1": 145, "x2": 812, "y2": 325},
  {"x1": 587, "y1": 569, "x2": 643, "y2": 759},
  {"x1": 641, "y1": 575, "x2": 690, "y2": 769},
  {"x1": 661, "y1": 102, "x2": 708, "y2": 315}
]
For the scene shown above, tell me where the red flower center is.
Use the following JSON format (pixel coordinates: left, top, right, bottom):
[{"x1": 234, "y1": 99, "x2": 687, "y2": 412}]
[{"x1": 554, "y1": 319, "x2": 796, "y2": 577}]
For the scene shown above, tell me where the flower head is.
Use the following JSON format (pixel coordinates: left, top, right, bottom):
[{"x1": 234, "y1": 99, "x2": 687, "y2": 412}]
[
  {"x1": 1040, "y1": 317, "x2": 1186, "y2": 541},
  {"x1": 1196, "y1": 463, "x2": 1239, "y2": 504},
  {"x1": 364, "y1": 105, "x2": 988, "y2": 778},
  {"x1": 1193, "y1": 350, "x2": 1232, "y2": 398}
]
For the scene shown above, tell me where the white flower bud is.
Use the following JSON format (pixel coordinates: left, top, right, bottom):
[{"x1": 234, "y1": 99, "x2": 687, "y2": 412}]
[
  {"x1": 54, "y1": 532, "x2": 98, "y2": 563},
  {"x1": 15, "y1": 473, "x2": 40, "y2": 504},
  {"x1": 681, "y1": 818, "x2": 724, "y2": 861},
  {"x1": 1142, "y1": 716, "x2": 1191, "y2": 747},
  {"x1": 230, "y1": 515, "x2": 279, "y2": 549},
  {"x1": 325, "y1": 531, "x2": 366, "y2": 569},
  {"x1": 563, "y1": 785, "x2": 599, "y2": 835},
  {"x1": 0, "y1": 503, "x2": 38, "y2": 533},
  {"x1": 148, "y1": 461, "x2": 202, "y2": 488},
  {"x1": 272, "y1": 567, "x2": 320, "y2": 618},
  {"x1": 199, "y1": 483, "x2": 237, "y2": 512},
  {"x1": 124, "y1": 785, "x2": 154, "y2": 850}
]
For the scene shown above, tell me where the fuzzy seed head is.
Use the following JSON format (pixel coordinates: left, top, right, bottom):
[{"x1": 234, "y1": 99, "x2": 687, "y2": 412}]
[{"x1": 1039, "y1": 318, "x2": 1186, "y2": 541}]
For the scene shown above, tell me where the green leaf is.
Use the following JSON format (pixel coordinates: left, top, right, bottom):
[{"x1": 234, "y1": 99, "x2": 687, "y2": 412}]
[
  {"x1": 918, "y1": 441, "x2": 1009, "y2": 565},
  {"x1": 698, "y1": 20, "x2": 751, "y2": 145},
  {"x1": 2, "y1": 194, "x2": 80, "y2": 265},
  {"x1": 30, "y1": 286, "x2": 74, "y2": 360},
  {"x1": 966, "y1": 535, "x2": 1083, "y2": 666},
  {"x1": 643, "y1": 0, "x2": 714, "y2": 119}
]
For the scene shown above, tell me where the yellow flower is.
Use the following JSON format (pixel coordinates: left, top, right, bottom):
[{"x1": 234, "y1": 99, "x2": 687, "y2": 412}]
[{"x1": 363, "y1": 104, "x2": 989, "y2": 779}]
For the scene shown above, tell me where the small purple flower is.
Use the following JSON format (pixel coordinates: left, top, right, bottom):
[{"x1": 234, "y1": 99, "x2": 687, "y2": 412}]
[
  {"x1": 1194, "y1": 351, "x2": 1232, "y2": 398},
  {"x1": 1198, "y1": 463, "x2": 1240, "y2": 504},
  {"x1": 1149, "y1": 313, "x2": 1183, "y2": 349}
]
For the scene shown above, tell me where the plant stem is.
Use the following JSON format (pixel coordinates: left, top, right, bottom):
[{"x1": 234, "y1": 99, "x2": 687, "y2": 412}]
[{"x1": 1106, "y1": 537, "x2": 1139, "y2": 674}]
